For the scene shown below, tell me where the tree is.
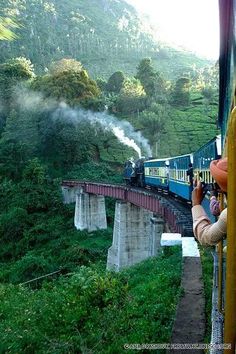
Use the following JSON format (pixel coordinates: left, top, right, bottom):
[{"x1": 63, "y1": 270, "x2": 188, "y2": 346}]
[
  {"x1": 3, "y1": 106, "x2": 39, "y2": 152},
  {"x1": 0, "y1": 138, "x2": 29, "y2": 180},
  {"x1": 116, "y1": 78, "x2": 146, "y2": 114},
  {"x1": 0, "y1": 57, "x2": 35, "y2": 122},
  {"x1": 31, "y1": 60, "x2": 100, "y2": 107},
  {"x1": 138, "y1": 104, "x2": 170, "y2": 155},
  {"x1": 106, "y1": 71, "x2": 125, "y2": 93},
  {"x1": 96, "y1": 77, "x2": 107, "y2": 92},
  {"x1": 22, "y1": 158, "x2": 46, "y2": 185},
  {"x1": 49, "y1": 59, "x2": 83, "y2": 75},
  {"x1": 136, "y1": 58, "x2": 166, "y2": 100},
  {"x1": 0, "y1": 57, "x2": 34, "y2": 81},
  {"x1": 170, "y1": 77, "x2": 191, "y2": 107}
]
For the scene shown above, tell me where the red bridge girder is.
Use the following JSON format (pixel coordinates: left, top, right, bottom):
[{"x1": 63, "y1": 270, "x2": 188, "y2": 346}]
[{"x1": 61, "y1": 181, "x2": 186, "y2": 234}]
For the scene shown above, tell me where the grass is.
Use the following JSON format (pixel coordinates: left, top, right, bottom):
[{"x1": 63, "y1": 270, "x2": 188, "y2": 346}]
[
  {"x1": 199, "y1": 246, "x2": 214, "y2": 343},
  {"x1": 0, "y1": 246, "x2": 182, "y2": 353}
]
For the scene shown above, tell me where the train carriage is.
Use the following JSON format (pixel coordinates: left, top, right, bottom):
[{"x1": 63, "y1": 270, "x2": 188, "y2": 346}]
[
  {"x1": 193, "y1": 135, "x2": 221, "y2": 182},
  {"x1": 144, "y1": 158, "x2": 169, "y2": 190},
  {"x1": 169, "y1": 154, "x2": 193, "y2": 200}
]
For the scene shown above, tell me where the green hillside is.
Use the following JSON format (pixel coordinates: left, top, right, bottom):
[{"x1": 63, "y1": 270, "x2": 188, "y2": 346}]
[{"x1": 0, "y1": 0, "x2": 212, "y2": 78}]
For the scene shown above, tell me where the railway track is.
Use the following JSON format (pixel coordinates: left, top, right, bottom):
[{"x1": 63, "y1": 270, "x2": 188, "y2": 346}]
[{"x1": 129, "y1": 185, "x2": 194, "y2": 237}]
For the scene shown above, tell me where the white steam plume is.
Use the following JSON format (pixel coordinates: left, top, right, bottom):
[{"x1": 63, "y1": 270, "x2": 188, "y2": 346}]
[
  {"x1": 52, "y1": 103, "x2": 152, "y2": 157},
  {"x1": 112, "y1": 127, "x2": 141, "y2": 157},
  {"x1": 14, "y1": 89, "x2": 152, "y2": 157}
]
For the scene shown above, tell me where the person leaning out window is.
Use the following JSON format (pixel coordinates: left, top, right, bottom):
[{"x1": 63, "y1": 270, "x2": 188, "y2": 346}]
[{"x1": 191, "y1": 158, "x2": 227, "y2": 246}]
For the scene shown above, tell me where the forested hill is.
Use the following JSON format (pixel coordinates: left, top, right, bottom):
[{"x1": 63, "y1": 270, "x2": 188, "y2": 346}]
[{"x1": 0, "y1": 0, "x2": 212, "y2": 78}]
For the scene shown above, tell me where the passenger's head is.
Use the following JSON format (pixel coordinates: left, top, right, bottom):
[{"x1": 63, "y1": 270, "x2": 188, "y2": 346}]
[{"x1": 210, "y1": 157, "x2": 227, "y2": 192}]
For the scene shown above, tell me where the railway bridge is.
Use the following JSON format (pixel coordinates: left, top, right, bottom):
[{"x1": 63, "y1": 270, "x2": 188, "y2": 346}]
[{"x1": 61, "y1": 181, "x2": 193, "y2": 271}]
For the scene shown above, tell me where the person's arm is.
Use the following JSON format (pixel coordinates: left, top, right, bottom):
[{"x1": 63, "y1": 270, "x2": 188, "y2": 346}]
[
  {"x1": 192, "y1": 206, "x2": 227, "y2": 246},
  {"x1": 210, "y1": 196, "x2": 221, "y2": 216},
  {"x1": 191, "y1": 181, "x2": 227, "y2": 246}
]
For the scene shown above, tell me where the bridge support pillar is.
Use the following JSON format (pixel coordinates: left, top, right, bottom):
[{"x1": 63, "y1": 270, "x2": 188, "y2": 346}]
[
  {"x1": 62, "y1": 186, "x2": 81, "y2": 204},
  {"x1": 74, "y1": 190, "x2": 107, "y2": 232},
  {"x1": 150, "y1": 217, "x2": 165, "y2": 256},
  {"x1": 107, "y1": 201, "x2": 153, "y2": 271}
]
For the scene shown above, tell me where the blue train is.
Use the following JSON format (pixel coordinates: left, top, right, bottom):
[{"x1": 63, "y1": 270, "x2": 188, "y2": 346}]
[{"x1": 124, "y1": 135, "x2": 221, "y2": 214}]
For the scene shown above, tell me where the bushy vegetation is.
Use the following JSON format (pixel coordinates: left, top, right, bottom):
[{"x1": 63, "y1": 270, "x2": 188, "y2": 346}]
[
  {"x1": 0, "y1": 157, "x2": 118, "y2": 285},
  {"x1": 0, "y1": 247, "x2": 182, "y2": 353}
]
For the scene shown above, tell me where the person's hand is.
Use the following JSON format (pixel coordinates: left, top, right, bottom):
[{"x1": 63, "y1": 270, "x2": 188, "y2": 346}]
[{"x1": 192, "y1": 180, "x2": 204, "y2": 206}]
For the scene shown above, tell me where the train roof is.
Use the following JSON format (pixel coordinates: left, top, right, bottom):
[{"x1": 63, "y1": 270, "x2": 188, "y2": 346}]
[
  {"x1": 145, "y1": 153, "x2": 193, "y2": 164},
  {"x1": 194, "y1": 135, "x2": 221, "y2": 156},
  {"x1": 145, "y1": 136, "x2": 221, "y2": 165},
  {"x1": 144, "y1": 157, "x2": 170, "y2": 163},
  {"x1": 168, "y1": 153, "x2": 193, "y2": 160}
]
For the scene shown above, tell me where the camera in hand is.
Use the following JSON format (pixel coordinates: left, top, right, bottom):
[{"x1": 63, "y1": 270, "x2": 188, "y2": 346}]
[
  {"x1": 201, "y1": 182, "x2": 219, "y2": 195},
  {"x1": 201, "y1": 182, "x2": 214, "y2": 193}
]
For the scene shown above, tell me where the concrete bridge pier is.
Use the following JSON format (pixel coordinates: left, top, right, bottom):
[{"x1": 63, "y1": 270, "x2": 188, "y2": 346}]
[
  {"x1": 107, "y1": 201, "x2": 164, "y2": 271},
  {"x1": 62, "y1": 186, "x2": 81, "y2": 204},
  {"x1": 150, "y1": 216, "x2": 165, "y2": 257},
  {"x1": 74, "y1": 189, "x2": 107, "y2": 232}
]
